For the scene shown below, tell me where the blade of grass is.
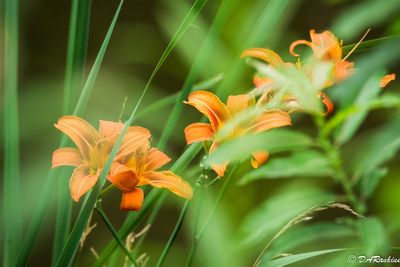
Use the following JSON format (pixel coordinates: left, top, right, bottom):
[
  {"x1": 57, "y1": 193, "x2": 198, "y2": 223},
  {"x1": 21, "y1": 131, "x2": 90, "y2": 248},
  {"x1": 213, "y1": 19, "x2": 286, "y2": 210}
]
[
  {"x1": 342, "y1": 35, "x2": 400, "y2": 54},
  {"x1": 56, "y1": 0, "x2": 207, "y2": 265},
  {"x1": 95, "y1": 205, "x2": 138, "y2": 266},
  {"x1": 52, "y1": 0, "x2": 91, "y2": 264},
  {"x1": 16, "y1": 1, "x2": 123, "y2": 265},
  {"x1": 3, "y1": 0, "x2": 21, "y2": 265},
  {"x1": 216, "y1": 0, "x2": 299, "y2": 99},
  {"x1": 93, "y1": 143, "x2": 202, "y2": 267}
]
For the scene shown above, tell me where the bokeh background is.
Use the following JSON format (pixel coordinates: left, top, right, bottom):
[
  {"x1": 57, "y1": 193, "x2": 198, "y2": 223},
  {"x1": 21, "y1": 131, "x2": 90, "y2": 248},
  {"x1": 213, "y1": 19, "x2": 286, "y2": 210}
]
[{"x1": 1, "y1": 0, "x2": 400, "y2": 266}]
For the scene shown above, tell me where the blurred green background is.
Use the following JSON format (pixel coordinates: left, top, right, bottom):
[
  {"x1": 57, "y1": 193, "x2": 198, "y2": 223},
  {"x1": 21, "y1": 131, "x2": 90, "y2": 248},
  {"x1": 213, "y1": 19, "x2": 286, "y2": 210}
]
[{"x1": 1, "y1": 0, "x2": 400, "y2": 266}]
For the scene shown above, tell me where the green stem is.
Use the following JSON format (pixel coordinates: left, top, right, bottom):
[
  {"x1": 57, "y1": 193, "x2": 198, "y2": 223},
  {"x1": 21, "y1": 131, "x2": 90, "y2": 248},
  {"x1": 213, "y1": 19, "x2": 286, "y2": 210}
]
[
  {"x1": 186, "y1": 166, "x2": 238, "y2": 266},
  {"x1": 156, "y1": 198, "x2": 192, "y2": 267},
  {"x1": 95, "y1": 205, "x2": 137, "y2": 267},
  {"x1": 315, "y1": 116, "x2": 359, "y2": 210},
  {"x1": 3, "y1": 0, "x2": 21, "y2": 265}
]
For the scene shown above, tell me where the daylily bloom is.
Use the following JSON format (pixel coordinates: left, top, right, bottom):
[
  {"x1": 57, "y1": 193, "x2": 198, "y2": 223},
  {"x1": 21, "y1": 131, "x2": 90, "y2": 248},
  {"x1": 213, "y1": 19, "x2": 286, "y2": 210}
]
[
  {"x1": 184, "y1": 90, "x2": 291, "y2": 177},
  {"x1": 108, "y1": 140, "x2": 193, "y2": 211},
  {"x1": 289, "y1": 29, "x2": 395, "y2": 87},
  {"x1": 52, "y1": 116, "x2": 150, "y2": 201},
  {"x1": 242, "y1": 30, "x2": 395, "y2": 114}
]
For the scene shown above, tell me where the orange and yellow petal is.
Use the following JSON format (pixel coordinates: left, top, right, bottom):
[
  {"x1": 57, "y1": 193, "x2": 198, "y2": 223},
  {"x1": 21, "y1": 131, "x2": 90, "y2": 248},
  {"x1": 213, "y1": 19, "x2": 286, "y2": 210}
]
[
  {"x1": 120, "y1": 188, "x2": 144, "y2": 211},
  {"x1": 241, "y1": 48, "x2": 284, "y2": 66},
  {"x1": 334, "y1": 61, "x2": 354, "y2": 82},
  {"x1": 380, "y1": 73, "x2": 396, "y2": 88},
  {"x1": 184, "y1": 91, "x2": 229, "y2": 132},
  {"x1": 251, "y1": 151, "x2": 269, "y2": 169},
  {"x1": 99, "y1": 120, "x2": 124, "y2": 139},
  {"x1": 211, "y1": 163, "x2": 228, "y2": 177},
  {"x1": 184, "y1": 123, "x2": 213, "y2": 145},
  {"x1": 289, "y1": 39, "x2": 313, "y2": 57},
  {"x1": 144, "y1": 148, "x2": 171, "y2": 171},
  {"x1": 140, "y1": 171, "x2": 193, "y2": 199},
  {"x1": 248, "y1": 110, "x2": 291, "y2": 133},
  {"x1": 320, "y1": 93, "x2": 334, "y2": 114},
  {"x1": 52, "y1": 147, "x2": 83, "y2": 168},
  {"x1": 253, "y1": 75, "x2": 272, "y2": 88},
  {"x1": 309, "y1": 29, "x2": 342, "y2": 61},
  {"x1": 226, "y1": 94, "x2": 250, "y2": 115},
  {"x1": 108, "y1": 163, "x2": 139, "y2": 192},
  {"x1": 69, "y1": 164, "x2": 99, "y2": 202},
  {"x1": 118, "y1": 127, "x2": 151, "y2": 158},
  {"x1": 54, "y1": 116, "x2": 98, "y2": 159}
]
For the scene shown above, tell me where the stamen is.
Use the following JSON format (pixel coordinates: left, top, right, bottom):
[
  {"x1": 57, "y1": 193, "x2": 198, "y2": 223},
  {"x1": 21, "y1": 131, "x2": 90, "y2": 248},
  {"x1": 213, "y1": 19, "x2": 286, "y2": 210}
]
[{"x1": 342, "y1": 28, "x2": 370, "y2": 61}]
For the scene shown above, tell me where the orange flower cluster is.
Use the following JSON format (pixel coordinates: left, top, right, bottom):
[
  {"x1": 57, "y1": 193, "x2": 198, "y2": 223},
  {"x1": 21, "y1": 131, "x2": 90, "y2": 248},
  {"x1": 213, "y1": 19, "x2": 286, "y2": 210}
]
[
  {"x1": 241, "y1": 30, "x2": 395, "y2": 114},
  {"x1": 52, "y1": 116, "x2": 192, "y2": 211},
  {"x1": 52, "y1": 30, "x2": 396, "y2": 210}
]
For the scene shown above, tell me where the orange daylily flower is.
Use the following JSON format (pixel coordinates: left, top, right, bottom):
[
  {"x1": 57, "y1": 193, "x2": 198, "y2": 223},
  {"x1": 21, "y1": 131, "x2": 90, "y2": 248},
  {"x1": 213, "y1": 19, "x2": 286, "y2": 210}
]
[
  {"x1": 108, "y1": 140, "x2": 193, "y2": 211},
  {"x1": 184, "y1": 90, "x2": 291, "y2": 177},
  {"x1": 289, "y1": 29, "x2": 395, "y2": 87},
  {"x1": 52, "y1": 116, "x2": 150, "y2": 201}
]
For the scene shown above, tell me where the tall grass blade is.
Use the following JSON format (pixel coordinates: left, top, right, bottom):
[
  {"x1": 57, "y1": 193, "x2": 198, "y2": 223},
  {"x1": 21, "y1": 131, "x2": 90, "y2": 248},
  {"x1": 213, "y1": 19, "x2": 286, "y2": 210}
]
[
  {"x1": 2, "y1": 0, "x2": 21, "y2": 265},
  {"x1": 52, "y1": 0, "x2": 91, "y2": 264},
  {"x1": 16, "y1": 1, "x2": 123, "y2": 265}
]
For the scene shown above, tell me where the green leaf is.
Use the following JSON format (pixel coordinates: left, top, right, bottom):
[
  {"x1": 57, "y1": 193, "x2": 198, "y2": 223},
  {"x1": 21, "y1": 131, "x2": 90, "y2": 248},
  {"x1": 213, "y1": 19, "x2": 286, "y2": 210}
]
[
  {"x1": 360, "y1": 168, "x2": 388, "y2": 199},
  {"x1": 53, "y1": 0, "x2": 91, "y2": 264},
  {"x1": 262, "y1": 248, "x2": 348, "y2": 267},
  {"x1": 335, "y1": 75, "x2": 381, "y2": 145},
  {"x1": 238, "y1": 183, "x2": 335, "y2": 247},
  {"x1": 344, "y1": 120, "x2": 400, "y2": 178},
  {"x1": 207, "y1": 129, "x2": 313, "y2": 165},
  {"x1": 3, "y1": 0, "x2": 22, "y2": 265},
  {"x1": 357, "y1": 217, "x2": 389, "y2": 255},
  {"x1": 332, "y1": 0, "x2": 400, "y2": 40},
  {"x1": 239, "y1": 150, "x2": 333, "y2": 185}
]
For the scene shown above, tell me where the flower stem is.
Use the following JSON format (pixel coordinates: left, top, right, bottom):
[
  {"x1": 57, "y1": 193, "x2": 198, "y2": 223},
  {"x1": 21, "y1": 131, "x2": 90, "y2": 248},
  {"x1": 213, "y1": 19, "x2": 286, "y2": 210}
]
[
  {"x1": 155, "y1": 199, "x2": 192, "y2": 267},
  {"x1": 94, "y1": 204, "x2": 138, "y2": 267},
  {"x1": 185, "y1": 166, "x2": 238, "y2": 266}
]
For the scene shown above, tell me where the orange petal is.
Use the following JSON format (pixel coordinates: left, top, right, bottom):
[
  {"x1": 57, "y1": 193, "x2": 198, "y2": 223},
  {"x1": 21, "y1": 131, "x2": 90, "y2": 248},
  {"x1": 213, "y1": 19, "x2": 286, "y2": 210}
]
[
  {"x1": 120, "y1": 188, "x2": 144, "y2": 211},
  {"x1": 320, "y1": 93, "x2": 334, "y2": 114},
  {"x1": 184, "y1": 91, "x2": 229, "y2": 131},
  {"x1": 140, "y1": 171, "x2": 193, "y2": 199},
  {"x1": 211, "y1": 163, "x2": 228, "y2": 177},
  {"x1": 184, "y1": 123, "x2": 213, "y2": 145},
  {"x1": 54, "y1": 116, "x2": 98, "y2": 159},
  {"x1": 108, "y1": 163, "x2": 139, "y2": 192},
  {"x1": 251, "y1": 151, "x2": 269, "y2": 168},
  {"x1": 227, "y1": 94, "x2": 250, "y2": 115},
  {"x1": 209, "y1": 141, "x2": 228, "y2": 177},
  {"x1": 99, "y1": 120, "x2": 124, "y2": 139},
  {"x1": 144, "y1": 148, "x2": 171, "y2": 171},
  {"x1": 52, "y1": 147, "x2": 83, "y2": 168},
  {"x1": 248, "y1": 110, "x2": 292, "y2": 133},
  {"x1": 69, "y1": 164, "x2": 99, "y2": 201},
  {"x1": 240, "y1": 48, "x2": 284, "y2": 66},
  {"x1": 118, "y1": 126, "x2": 151, "y2": 158},
  {"x1": 380, "y1": 73, "x2": 395, "y2": 88},
  {"x1": 335, "y1": 60, "x2": 354, "y2": 82},
  {"x1": 253, "y1": 75, "x2": 272, "y2": 88},
  {"x1": 289, "y1": 40, "x2": 313, "y2": 57},
  {"x1": 309, "y1": 29, "x2": 342, "y2": 61}
]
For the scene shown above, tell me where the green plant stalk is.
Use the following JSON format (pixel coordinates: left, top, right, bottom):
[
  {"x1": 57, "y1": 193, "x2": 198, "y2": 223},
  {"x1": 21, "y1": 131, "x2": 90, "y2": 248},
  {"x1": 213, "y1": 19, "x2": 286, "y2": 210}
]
[
  {"x1": 16, "y1": 1, "x2": 123, "y2": 265},
  {"x1": 3, "y1": 0, "x2": 21, "y2": 265},
  {"x1": 315, "y1": 116, "x2": 359, "y2": 211},
  {"x1": 185, "y1": 166, "x2": 238, "y2": 266},
  {"x1": 94, "y1": 143, "x2": 202, "y2": 266},
  {"x1": 95, "y1": 206, "x2": 138, "y2": 266},
  {"x1": 53, "y1": 0, "x2": 91, "y2": 264},
  {"x1": 156, "y1": 199, "x2": 191, "y2": 267}
]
